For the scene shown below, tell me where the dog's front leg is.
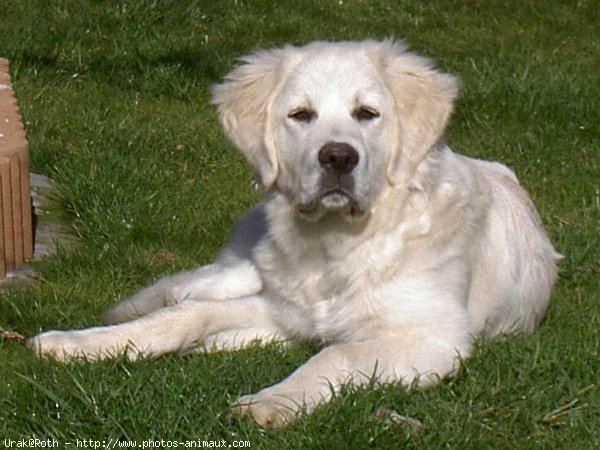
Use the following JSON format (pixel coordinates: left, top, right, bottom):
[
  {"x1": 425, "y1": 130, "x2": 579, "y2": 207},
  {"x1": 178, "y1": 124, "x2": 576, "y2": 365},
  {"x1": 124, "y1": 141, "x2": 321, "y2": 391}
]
[
  {"x1": 29, "y1": 295, "x2": 281, "y2": 361},
  {"x1": 232, "y1": 334, "x2": 471, "y2": 429}
]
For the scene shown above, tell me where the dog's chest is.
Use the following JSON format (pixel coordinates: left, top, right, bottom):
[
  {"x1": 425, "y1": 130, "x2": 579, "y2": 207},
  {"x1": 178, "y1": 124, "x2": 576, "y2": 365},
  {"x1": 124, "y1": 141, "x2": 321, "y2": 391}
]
[
  {"x1": 257, "y1": 236, "x2": 394, "y2": 341},
  {"x1": 278, "y1": 261, "x2": 371, "y2": 340}
]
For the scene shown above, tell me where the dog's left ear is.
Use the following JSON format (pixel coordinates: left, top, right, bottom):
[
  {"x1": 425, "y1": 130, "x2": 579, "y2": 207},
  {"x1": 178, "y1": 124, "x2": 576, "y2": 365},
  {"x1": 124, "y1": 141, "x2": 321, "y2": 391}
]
[
  {"x1": 377, "y1": 41, "x2": 459, "y2": 185},
  {"x1": 212, "y1": 48, "x2": 290, "y2": 188}
]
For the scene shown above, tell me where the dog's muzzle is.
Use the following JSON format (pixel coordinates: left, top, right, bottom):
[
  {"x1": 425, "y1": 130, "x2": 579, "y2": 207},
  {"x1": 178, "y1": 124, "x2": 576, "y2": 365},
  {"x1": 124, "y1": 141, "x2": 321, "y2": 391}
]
[
  {"x1": 318, "y1": 141, "x2": 358, "y2": 203},
  {"x1": 297, "y1": 142, "x2": 365, "y2": 219}
]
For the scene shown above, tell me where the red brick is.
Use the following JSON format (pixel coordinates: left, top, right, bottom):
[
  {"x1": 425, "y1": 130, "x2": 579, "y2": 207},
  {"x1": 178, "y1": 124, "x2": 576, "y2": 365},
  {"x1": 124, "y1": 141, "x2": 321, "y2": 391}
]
[{"x1": 0, "y1": 58, "x2": 33, "y2": 278}]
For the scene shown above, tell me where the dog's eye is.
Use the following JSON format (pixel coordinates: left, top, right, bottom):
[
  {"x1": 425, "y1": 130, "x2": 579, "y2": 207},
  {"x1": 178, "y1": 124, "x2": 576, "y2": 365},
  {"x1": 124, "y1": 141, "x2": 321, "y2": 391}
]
[
  {"x1": 354, "y1": 107, "x2": 380, "y2": 122},
  {"x1": 288, "y1": 109, "x2": 316, "y2": 123}
]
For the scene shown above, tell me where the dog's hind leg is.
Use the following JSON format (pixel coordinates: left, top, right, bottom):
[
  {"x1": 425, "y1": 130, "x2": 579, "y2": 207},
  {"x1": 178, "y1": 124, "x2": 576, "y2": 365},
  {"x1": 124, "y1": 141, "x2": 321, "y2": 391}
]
[
  {"x1": 103, "y1": 259, "x2": 262, "y2": 324},
  {"x1": 104, "y1": 205, "x2": 268, "y2": 324}
]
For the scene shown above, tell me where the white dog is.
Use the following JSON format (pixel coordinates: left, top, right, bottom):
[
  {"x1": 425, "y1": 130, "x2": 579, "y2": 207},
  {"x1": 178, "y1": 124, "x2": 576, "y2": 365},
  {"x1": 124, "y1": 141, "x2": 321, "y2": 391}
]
[{"x1": 30, "y1": 40, "x2": 560, "y2": 428}]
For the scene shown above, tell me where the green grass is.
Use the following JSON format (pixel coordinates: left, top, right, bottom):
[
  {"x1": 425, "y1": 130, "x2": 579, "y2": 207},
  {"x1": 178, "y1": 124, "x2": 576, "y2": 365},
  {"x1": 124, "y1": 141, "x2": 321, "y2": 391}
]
[{"x1": 1, "y1": 0, "x2": 598, "y2": 447}]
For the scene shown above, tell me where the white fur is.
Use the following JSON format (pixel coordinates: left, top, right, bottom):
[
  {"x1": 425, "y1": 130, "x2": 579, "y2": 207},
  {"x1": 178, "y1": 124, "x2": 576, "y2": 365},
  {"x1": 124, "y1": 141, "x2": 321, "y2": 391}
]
[{"x1": 29, "y1": 40, "x2": 560, "y2": 428}]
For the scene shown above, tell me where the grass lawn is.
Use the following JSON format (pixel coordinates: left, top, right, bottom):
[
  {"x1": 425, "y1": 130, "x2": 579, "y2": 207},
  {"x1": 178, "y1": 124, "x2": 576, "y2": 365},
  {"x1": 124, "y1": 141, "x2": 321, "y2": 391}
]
[{"x1": 1, "y1": 0, "x2": 598, "y2": 447}]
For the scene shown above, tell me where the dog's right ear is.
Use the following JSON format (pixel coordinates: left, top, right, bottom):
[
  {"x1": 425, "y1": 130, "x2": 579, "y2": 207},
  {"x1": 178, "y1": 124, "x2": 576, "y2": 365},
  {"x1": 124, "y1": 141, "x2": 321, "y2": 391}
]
[{"x1": 212, "y1": 49, "x2": 289, "y2": 188}]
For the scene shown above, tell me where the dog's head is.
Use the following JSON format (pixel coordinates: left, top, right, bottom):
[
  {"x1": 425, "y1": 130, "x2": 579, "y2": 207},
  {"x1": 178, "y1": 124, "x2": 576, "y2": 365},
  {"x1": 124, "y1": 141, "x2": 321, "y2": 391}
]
[{"x1": 212, "y1": 40, "x2": 458, "y2": 221}]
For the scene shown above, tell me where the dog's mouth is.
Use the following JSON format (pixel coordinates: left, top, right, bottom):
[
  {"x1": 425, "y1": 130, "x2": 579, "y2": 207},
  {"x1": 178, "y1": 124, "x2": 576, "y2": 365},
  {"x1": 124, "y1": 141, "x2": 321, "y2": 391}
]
[
  {"x1": 297, "y1": 188, "x2": 365, "y2": 220},
  {"x1": 320, "y1": 188, "x2": 352, "y2": 209},
  {"x1": 296, "y1": 172, "x2": 368, "y2": 220}
]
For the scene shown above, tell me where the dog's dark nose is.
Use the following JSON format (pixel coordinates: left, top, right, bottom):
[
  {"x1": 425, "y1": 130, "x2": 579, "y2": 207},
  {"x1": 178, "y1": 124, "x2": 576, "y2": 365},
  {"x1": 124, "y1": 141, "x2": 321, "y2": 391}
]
[{"x1": 318, "y1": 142, "x2": 359, "y2": 174}]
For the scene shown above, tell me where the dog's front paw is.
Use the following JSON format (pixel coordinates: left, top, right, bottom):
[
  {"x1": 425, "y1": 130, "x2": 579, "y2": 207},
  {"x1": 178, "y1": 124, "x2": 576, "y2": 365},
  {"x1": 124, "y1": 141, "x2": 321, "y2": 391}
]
[
  {"x1": 27, "y1": 329, "x2": 124, "y2": 361},
  {"x1": 230, "y1": 389, "x2": 305, "y2": 429},
  {"x1": 28, "y1": 330, "x2": 87, "y2": 360}
]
